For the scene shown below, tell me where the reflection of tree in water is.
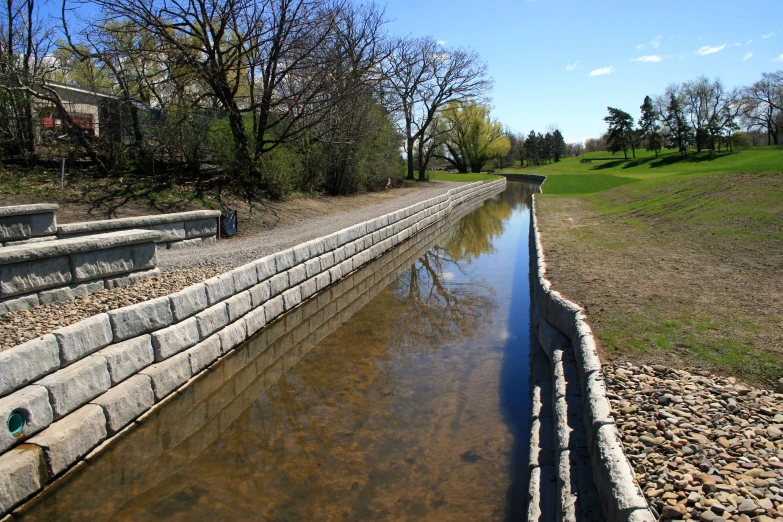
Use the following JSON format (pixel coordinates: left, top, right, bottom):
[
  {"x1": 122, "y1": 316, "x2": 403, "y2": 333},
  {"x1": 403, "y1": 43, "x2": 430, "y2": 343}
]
[
  {"x1": 444, "y1": 197, "x2": 511, "y2": 261},
  {"x1": 497, "y1": 180, "x2": 537, "y2": 212}
]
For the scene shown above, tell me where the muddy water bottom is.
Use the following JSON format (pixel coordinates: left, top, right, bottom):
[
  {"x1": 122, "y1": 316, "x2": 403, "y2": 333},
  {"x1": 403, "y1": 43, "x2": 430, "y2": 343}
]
[{"x1": 18, "y1": 183, "x2": 536, "y2": 522}]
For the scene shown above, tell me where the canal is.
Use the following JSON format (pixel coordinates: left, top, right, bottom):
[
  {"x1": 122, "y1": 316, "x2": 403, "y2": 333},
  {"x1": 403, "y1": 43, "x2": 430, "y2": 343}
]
[{"x1": 18, "y1": 182, "x2": 538, "y2": 521}]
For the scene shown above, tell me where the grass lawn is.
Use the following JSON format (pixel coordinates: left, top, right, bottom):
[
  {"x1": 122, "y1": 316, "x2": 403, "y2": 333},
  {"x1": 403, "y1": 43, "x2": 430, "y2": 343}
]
[
  {"x1": 538, "y1": 173, "x2": 638, "y2": 194},
  {"x1": 532, "y1": 146, "x2": 783, "y2": 385},
  {"x1": 427, "y1": 172, "x2": 503, "y2": 183}
]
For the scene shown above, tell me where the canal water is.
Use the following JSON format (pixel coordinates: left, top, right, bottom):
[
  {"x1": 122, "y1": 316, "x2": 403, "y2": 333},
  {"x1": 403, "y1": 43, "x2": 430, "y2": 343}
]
[{"x1": 19, "y1": 182, "x2": 538, "y2": 521}]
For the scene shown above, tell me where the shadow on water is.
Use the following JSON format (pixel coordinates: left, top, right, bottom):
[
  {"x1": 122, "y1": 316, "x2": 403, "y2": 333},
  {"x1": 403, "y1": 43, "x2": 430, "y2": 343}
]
[{"x1": 17, "y1": 182, "x2": 543, "y2": 521}]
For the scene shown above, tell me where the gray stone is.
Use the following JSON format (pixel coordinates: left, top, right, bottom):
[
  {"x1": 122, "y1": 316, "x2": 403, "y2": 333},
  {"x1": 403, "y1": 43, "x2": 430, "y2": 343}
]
[
  {"x1": 218, "y1": 320, "x2": 247, "y2": 353},
  {"x1": 253, "y1": 256, "x2": 276, "y2": 282},
  {"x1": 184, "y1": 217, "x2": 217, "y2": 238},
  {"x1": 71, "y1": 243, "x2": 156, "y2": 281},
  {"x1": 0, "y1": 256, "x2": 71, "y2": 297},
  {"x1": 737, "y1": 499, "x2": 757, "y2": 514},
  {"x1": 244, "y1": 307, "x2": 267, "y2": 337},
  {"x1": 139, "y1": 352, "x2": 191, "y2": 400},
  {"x1": 269, "y1": 272, "x2": 289, "y2": 297},
  {"x1": 0, "y1": 445, "x2": 46, "y2": 515},
  {"x1": 300, "y1": 278, "x2": 317, "y2": 301},
  {"x1": 225, "y1": 291, "x2": 252, "y2": 322},
  {"x1": 0, "y1": 204, "x2": 57, "y2": 219},
  {"x1": 27, "y1": 404, "x2": 107, "y2": 477},
  {"x1": 186, "y1": 335, "x2": 221, "y2": 375},
  {"x1": 304, "y1": 258, "x2": 321, "y2": 279},
  {"x1": 0, "y1": 216, "x2": 31, "y2": 242},
  {"x1": 292, "y1": 243, "x2": 310, "y2": 264},
  {"x1": 249, "y1": 280, "x2": 271, "y2": 308},
  {"x1": 201, "y1": 236, "x2": 216, "y2": 246},
  {"x1": 108, "y1": 296, "x2": 173, "y2": 341},
  {"x1": 150, "y1": 317, "x2": 200, "y2": 361},
  {"x1": 282, "y1": 287, "x2": 302, "y2": 311},
  {"x1": 263, "y1": 296, "x2": 284, "y2": 324},
  {"x1": 195, "y1": 302, "x2": 229, "y2": 338},
  {"x1": 167, "y1": 237, "x2": 204, "y2": 250},
  {"x1": 57, "y1": 210, "x2": 219, "y2": 237},
  {"x1": 287, "y1": 264, "x2": 307, "y2": 286},
  {"x1": 306, "y1": 238, "x2": 326, "y2": 257},
  {"x1": 168, "y1": 283, "x2": 208, "y2": 321},
  {"x1": 97, "y1": 335, "x2": 154, "y2": 385},
  {"x1": 203, "y1": 273, "x2": 234, "y2": 305},
  {"x1": 36, "y1": 356, "x2": 111, "y2": 420},
  {"x1": 148, "y1": 221, "x2": 186, "y2": 241},
  {"x1": 273, "y1": 249, "x2": 295, "y2": 272},
  {"x1": 230, "y1": 264, "x2": 258, "y2": 292},
  {"x1": 91, "y1": 374, "x2": 154, "y2": 434},
  {"x1": 0, "y1": 293, "x2": 39, "y2": 315},
  {"x1": 0, "y1": 386, "x2": 53, "y2": 453},
  {"x1": 0, "y1": 335, "x2": 60, "y2": 397},
  {"x1": 103, "y1": 267, "x2": 160, "y2": 289},
  {"x1": 52, "y1": 314, "x2": 113, "y2": 365},
  {"x1": 38, "y1": 280, "x2": 104, "y2": 305},
  {"x1": 777, "y1": 378, "x2": 783, "y2": 394},
  {"x1": 315, "y1": 272, "x2": 331, "y2": 292}
]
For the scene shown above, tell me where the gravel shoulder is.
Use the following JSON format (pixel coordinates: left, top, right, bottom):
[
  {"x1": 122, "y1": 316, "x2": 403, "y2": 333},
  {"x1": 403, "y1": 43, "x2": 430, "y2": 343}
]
[{"x1": 0, "y1": 181, "x2": 462, "y2": 351}]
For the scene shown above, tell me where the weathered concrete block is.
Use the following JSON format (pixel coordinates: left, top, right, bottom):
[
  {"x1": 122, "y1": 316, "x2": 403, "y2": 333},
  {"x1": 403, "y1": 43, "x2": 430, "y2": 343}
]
[
  {"x1": 0, "y1": 386, "x2": 53, "y2": 454},
  {"x1": 91, "y1": 374, "x2": 154, "y2": 435},
  {"x1": 225, "y1": 291, "x2": 252, "y2": 322},
  {"x1": 332, "y1": 246, "x2": 346, "y2": 263},
  {"x1": 304, "y1": 258, "x2": 321, "y2": 279},
  {"x1": 103, "y1": 267, "x2": 160, "y2": 289},
  {"x1": 218, "y1": 320, "x2": 247, "y2": 353},
  {"x1": 0, "y1": 256, "x2": 71, "y2": 297},
  {"x1": 98, "y1": 335, "x2": 154, "y2": 385},
  {"x1": 269, "y1": 272, "x2": 289, "y2": 297},
  {"x1": 71, "y1": 243, "x2": 156, "y2": 282},
  {"x1": 140, "y1": 352, "x2": 191, "y2": 400},
  {"x1": 300, "y1": 278, "x2": 317, "y2": 301},
  {"x1": 253, "y1": 256, "x2": 276, "y2": 282},
  {"x1": 292, "y1": 243, "x2": 310, "y2": 264},
  {"x1": 169, "y1": 283, "x2": 208, "y2": 322},
  {"x1": 108, "y1": 296, "x2": 173, "y2": 341},
  {"x1": 282, "y1": 287, "x2": 302, "y2": 311},
  {"x1": 249, "y1": 280, "x2": 271, "y2": 308},
  {"x1": 184, "y1": 218, "x2": 217, "y2": 238},
  {"x1": 151, "y1": 317, "x2": 200, "y2": 361},
  {"x1": 317, "y1": 251, "x2": 335, "y2": 271},
  {"x1": 287, "y1": 264, "x2": 306, "y2": 286},
  {"x1": 244, "y1": 307, "x2": 267, "y2": 337},
  {"x1": 273, "y1": 249, "x2": 295, "y2": 272},
  {"x1": 186, "y1": 335, "x2": 222, "y2": 375},
  {"x1": 0, "y1": 216, "x2": 31, "y2": 242},
  {"x1": 36, "y1": 356, "x2": 111, "y2": 420},
  {"x1": 195, "y1": 302, "x2": 229, "y2": 339},
  {"x1": 0, "y1": 445, "x2": 47, "y2": 515},
  {"x1": 201, "y1": 235, "x2": 217, "y2": 246},
  {"x1": 263, "y1": 296, "x2": 284, "y2": 324},
  {"x1": 167, "y1": 237, "x2": 203, "y2": 250},
  {"x1": 0, "y1": 335, "x2": 60, "y2": 397},
  {"x1": 203, "y1": 273, "x2": 234, "y2": 305},
  {"x1": 230, "y1": 264, "x2": 257, "y2": 292},
  {"x1": 28, "y1": 404, "x2": 106, "y2": 477},
  {"x1": 315, "y1": 272, "x2": 331, "y2": 292},
  {"x1": 322, "y1": 233, "x2": 339, "y2": 252},
  {"x1": 306, "y1": 238, "x2": 326, "y2": 257},
  {"x1": 148, "y1": 222, "x2": 186, "y2": 242},
  {"x1": 38, "y1": 280, "x2": 104, "y2": 305},
  {"x1": 53, "y1": 313, "x2": 113, "y2": 365},
  {"x1": 0, "y1": 293, "x2": 39, "y2": 315}
]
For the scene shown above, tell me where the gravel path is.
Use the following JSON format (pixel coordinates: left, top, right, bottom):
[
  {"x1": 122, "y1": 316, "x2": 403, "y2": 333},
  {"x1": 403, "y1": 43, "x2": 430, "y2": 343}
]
[
  {"x1": 0, "y1": 182, "x2": 462, "y2": 351},
  {"x1": 158, "y1": 181, "x2": 461, "y2": 271},
  {"x1": 606, "y1": 362, "x2": 783, "y2": 521}
]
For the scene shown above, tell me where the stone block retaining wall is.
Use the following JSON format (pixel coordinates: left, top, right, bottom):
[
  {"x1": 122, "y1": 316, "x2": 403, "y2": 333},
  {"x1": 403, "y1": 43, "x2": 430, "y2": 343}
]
[
  {"x1": 0, "y1": 231, "x2": 162, "y2": 316},
  {"x1": 56, "y1": 210, "x2": 221, "y2": 251},
  {"x1": 528, "y1": 195, "x2": 655, "y2": 522},
  {"x1": 0, "y1": 179, "x2": 505, "y2": 516},
  {"x1": 0, "y1": 205, "x2": 59, "y2": 246}
]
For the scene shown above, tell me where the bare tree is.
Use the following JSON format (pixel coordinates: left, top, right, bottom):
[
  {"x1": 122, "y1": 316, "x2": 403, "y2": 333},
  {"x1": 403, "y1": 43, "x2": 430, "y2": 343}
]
[
  {"x1": 740, "y1": 71, "x2": 783, "y2": 145},
  {"x1": 381, "y1": 36, "x2": 490, "y2": 181}
]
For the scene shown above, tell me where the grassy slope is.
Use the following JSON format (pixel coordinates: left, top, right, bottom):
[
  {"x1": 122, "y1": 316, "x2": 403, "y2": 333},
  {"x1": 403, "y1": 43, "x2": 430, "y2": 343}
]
[
  {"x1": 427, "y1": 172, "x2": 502, "y2": 183},
  {"x1": 532, "y1": 146, "x2": 783, "y2": 383}
]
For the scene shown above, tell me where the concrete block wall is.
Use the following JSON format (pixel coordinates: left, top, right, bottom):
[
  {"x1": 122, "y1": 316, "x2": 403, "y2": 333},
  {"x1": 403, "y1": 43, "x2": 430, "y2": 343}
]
[
  {"x1": 0, "y1": 205, "x2": 59, "y2": 246},
  {"x1": 56, "y1": 210, "x2": 221, "y2": 251},
  {"x1": 527, "y1": 195, "x2": 655, "y2": 522},
  {"x1": 0, "y1": 230, "x2": 162, "y2": 316},
  {"x1": 0, "y1": 179, "x2": 506, "y2": 516}
]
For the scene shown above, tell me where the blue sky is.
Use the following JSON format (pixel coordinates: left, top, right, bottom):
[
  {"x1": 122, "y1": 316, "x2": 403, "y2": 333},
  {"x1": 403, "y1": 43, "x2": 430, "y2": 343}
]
[{"x1": 382, "y1": 0, "x2": 783, "y2": 143}]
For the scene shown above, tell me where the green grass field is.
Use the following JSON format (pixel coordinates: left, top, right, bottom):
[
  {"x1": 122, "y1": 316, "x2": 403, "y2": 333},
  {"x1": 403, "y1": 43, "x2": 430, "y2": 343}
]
[
  {"x1": 498, "y1": 146, "x2": 783, "y2": 194},
  {"x1": 427, "y1": 171, "x2": 501, "y2": 183}
]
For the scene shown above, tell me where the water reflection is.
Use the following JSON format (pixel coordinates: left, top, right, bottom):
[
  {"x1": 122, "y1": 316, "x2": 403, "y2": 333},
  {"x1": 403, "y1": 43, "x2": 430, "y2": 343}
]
[{"x1": 18, "y1": 183, "x2": 540, "y2": 522}]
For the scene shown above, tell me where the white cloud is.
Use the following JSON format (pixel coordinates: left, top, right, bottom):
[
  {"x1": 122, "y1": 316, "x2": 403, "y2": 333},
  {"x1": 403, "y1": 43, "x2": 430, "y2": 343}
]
[
  {"x1": 650, "y1": 36, "x2": 662, "y2": 48},
  {"x1": 589, "y1": 66, "x2": 614, "y2": 76},
  {"x1": 630, "y1": 55, "x2": 661, "y2": 63},
  {"x1": 743, "y1": 52, "x2": 753, "y2": 61},
  {"x1": 747, "y1": 38, "x2": 754, "y2": 45},
  {"x1": 761, "y1": 32, "x2": 775, "y2": 39},
  {"x1": 733, "y1": 43, "x2": 742, "y2": 47},
  {"x1": 773, "y1": 54, "x2": 783, "y2": 62},
  {"x1": 565, "y1": 60, "x2": 580, "y2": 71},
  {"x1": 696, "y1": 44, "x2": 727, "y2": 56},
  {"x1": 635, "y1": 44, "x2": 645, "y2": 49},
  {"x1": 437, "y1": 40, "x2": 447, "y2": 46}
]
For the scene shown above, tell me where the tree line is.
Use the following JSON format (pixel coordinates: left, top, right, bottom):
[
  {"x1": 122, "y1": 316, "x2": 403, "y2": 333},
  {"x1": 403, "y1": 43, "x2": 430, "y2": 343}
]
[
  {"x1": 602, "y1": 71, "x2": 783, "y2": 160},
  {"x1": 0, "y1": 0, "x2": 492, "y2": 201}
]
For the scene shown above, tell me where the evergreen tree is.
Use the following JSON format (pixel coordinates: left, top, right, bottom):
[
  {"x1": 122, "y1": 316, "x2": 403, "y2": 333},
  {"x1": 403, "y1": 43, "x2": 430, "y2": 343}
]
[
  {"x1": 638, "y1": 95, "x2": 662, "y2": 157},
  {"x1": 552, "y1": 129, "x2": 567, "y2": 162},
  {"x1": 603, "y1": 107, "x2": 635, "y2": 160}
]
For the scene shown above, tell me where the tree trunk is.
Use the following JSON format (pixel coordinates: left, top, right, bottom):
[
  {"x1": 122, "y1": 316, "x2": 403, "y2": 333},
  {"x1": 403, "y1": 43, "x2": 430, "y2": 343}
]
[{"x1": 406, "y1": 136, "x2": 415, "y2": 180}]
